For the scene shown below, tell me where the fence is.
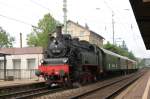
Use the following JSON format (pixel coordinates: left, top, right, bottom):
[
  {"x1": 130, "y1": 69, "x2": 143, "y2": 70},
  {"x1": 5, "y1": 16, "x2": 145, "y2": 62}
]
[{"x1": 0, "y1": 69, "x2": 37, "y2": 80}]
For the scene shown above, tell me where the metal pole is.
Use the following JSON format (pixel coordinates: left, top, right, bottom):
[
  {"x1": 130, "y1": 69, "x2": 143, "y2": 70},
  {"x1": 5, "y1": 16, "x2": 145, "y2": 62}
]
[
  {"x1": 112, "y1": 11, "x2": 115, "y2": 44},
  {"x1": 4, "y1": 55, "x2": 6, "y2": 81},
  {"x1": 20, "y1": 33, "x2": 22, "y2": 48},
  {"x1": 63, "y1": 0, "x2": 67, "y2": 34}
]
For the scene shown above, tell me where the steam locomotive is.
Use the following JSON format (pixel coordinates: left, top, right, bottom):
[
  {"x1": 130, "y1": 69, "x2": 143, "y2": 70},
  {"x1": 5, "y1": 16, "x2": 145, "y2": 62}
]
[{"x1": 35, "y1": 26, "x2": 137, "y2": 87}]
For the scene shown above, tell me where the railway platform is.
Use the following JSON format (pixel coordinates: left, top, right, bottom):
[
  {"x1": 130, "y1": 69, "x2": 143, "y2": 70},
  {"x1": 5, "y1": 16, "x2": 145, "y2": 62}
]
[
  {"x1": 0, "y1": 77, "x2": 44, "y2": 88},
  {"x1": 115, "y1": 68, "x2": 150, "y2": 99},
  {"x1": 0, "y1": 78, "x2": 46, "y2": 98}
]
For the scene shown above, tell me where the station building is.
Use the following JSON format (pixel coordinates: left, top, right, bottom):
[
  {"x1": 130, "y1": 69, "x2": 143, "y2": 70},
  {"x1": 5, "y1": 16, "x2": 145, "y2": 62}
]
[
  {"x1": 0, "y1": 47, "x2": 43, "y2": 80},
  {"x1": 63, "y1": 20, "x2": 104, "y2": 48}
]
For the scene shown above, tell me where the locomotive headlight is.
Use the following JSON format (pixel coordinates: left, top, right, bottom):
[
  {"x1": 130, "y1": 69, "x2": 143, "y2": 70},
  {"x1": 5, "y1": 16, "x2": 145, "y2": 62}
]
[
  {"x1": 40, "y1": 59, "x2": 44, "y2": 64},
  {"x1": 63, "y1": 58, "x2": 68, "y2": 63}
]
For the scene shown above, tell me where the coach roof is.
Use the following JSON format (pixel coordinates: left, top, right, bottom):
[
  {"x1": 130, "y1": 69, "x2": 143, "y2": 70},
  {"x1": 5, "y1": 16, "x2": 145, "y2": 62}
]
[{"x1": 100, "y1": 48, "x2": 136, "y2": 62}]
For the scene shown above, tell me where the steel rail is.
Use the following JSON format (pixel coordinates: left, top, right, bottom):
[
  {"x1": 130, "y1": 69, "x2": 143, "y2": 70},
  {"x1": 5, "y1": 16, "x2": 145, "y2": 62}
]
[
  {"x1": 0, "y1": 87, "x2": 48, "y2": 98},
  {"x1": 105, "y1": 73, "x2": 144, "y2": 99},
  {"x1": 15, "y1": 87, "x2": 64, "y2": 99},
  {"x1": 70, "y1": 72, "x2": 144, "y2": 99}
]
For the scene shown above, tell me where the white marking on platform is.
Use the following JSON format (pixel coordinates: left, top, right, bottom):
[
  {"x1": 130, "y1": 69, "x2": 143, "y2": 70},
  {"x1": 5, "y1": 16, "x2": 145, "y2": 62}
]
[{"x1": 142, "y1": 76, "x2": 150, "y2": 99}]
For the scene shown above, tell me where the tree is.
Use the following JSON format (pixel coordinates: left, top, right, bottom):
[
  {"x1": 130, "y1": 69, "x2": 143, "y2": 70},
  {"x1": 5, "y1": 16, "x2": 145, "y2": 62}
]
[
  {"x1": 128, "y1": 51, "x2": 136, "y2": 60},
  {"x1": 120, "y1": 40, "x2": 128, "y2": 51},
  {"x1": 27, "y1": 13, "x2": 59, "y2": 48},
  {"x1": 103, "y1": 42, "x2": 119, "y2": 54},
  {"x1": 0, "y1": 27, "x2": 15, "y2": 48},
  {"x1": 103, "y1": 42, "x2": 136, "y2": 60},
  {"x1": 137, "y1": 58, "x2": 145, "y2": 68}
]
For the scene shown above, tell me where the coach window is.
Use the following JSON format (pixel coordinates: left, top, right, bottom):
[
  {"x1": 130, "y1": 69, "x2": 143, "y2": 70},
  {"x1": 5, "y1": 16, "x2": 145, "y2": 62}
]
[{"x1": 27, "y1": 58, "x2": 36, "y2": 69}]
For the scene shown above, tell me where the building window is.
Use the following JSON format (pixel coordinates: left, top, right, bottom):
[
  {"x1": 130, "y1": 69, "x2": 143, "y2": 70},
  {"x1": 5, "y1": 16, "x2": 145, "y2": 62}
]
[
  {"x1": 0, "y1": 60, "x2": 4, "y2": 69},
  {"x1": 13, "y1": 59, "x2": 21, "y2": 69},
  {"x1": 80, "y1": 31, "x2": 84, "y2": 36},
  {"x1": 27, "y1": 59, "x2": 36, "y2": 69}
]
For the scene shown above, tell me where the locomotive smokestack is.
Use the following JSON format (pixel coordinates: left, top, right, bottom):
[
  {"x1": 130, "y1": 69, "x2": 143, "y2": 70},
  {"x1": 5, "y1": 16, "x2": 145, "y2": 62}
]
[{"x1": 56, "y1": 25, "x2": 62, "y2": 38}]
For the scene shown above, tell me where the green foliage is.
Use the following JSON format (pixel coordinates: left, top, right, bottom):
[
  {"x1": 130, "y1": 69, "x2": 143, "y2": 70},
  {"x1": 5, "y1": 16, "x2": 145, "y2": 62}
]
[
  {"x1": 27, "y1": 13, "x2": 59, "y2": 48},
  {"x1": 0, "y1": 27, "x2": 15, "y2": 48},
  {"x1": 137, "y1": 59, "x2": 145, "y2": 68},
  {"x1": 103, "y1": 42, "x2": 136, "y2": 60}
]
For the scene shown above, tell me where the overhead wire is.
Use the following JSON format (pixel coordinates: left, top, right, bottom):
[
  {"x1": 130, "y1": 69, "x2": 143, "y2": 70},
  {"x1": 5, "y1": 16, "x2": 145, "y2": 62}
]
[
  {"x1": 0, "y1": 14, "x2": 31, "y2": 26},
  {"x1": 0, "y1": 1, "x2": 24, "y2": 12},
  {"x1": 0, "y1": 0, "x2": 49, "y2": 29},
  {"x1": 103, "y1": 0, "x2": 143, "y2": 56},
  {"x1": 0, "y1": 14, "x2": 39, "y2": 29},
  {"x1": 30, "y1": 0, "x2": 50, "y2": 11},
  {"x1": 0, "y1": 0, "x2": 142, "y2": 51},
  {"x1": 0, "y1": 0, "x2": 38, "y2": 23},
  {"x1": 103, "y1": 1, "x2": 138, "y2": 40}
]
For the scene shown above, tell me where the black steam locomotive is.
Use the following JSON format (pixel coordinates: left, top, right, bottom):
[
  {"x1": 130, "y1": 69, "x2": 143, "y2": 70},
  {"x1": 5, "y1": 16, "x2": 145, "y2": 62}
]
[{"x1": 36, "y1": 26, "x2": 137, "y2": 86}]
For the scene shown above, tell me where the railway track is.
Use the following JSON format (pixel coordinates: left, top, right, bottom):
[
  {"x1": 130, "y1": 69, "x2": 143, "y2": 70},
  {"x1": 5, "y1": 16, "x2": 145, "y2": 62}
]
[
  {"x1": 32, "y1": 70, "x2": 145, "y2": 99},
  {"x1": 0, "y1": 86, "x2": 64, "y2": 99},
  {"x1": 0, "y1": 81, "x2": 45, "y2": 95},
  {"x1": 15, "y1": 87, "x2": 64, "y2": 99},
  {"x1": 70, "y1": 71, "x2": 145, "y2": 99},
  {"x1": 0, "y1": 70, "x2": 145, "y2": 99}
]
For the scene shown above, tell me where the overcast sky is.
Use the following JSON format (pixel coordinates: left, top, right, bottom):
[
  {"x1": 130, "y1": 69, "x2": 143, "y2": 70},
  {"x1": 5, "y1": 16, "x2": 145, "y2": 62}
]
[{"x1": 0, "y1": 0, "x2": 150, "y2": 58}]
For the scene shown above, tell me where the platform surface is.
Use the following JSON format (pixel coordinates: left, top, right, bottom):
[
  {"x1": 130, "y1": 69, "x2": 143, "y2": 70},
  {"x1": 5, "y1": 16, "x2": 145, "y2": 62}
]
[
  {"x1": 0, "y1": 78, "x2": 44, "y2": 88},
  {"x1": 115, "y1": 69, "x2": 150, "y2": 99}
]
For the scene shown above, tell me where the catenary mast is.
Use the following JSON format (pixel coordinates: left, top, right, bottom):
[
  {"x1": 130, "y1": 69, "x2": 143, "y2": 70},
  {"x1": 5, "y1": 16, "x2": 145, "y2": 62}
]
[{"x1": 63, "y1": 0, "x2": 67, "y2": 34}]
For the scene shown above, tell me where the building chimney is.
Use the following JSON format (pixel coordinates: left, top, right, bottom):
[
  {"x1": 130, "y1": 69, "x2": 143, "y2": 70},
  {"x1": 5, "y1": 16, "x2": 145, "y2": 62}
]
[
  {"x1": 85, "y1": 23, "x2": 89, "y2": 29},
  {"x1": 20, "y1": 33, "x2": 22, "y2": 48}
]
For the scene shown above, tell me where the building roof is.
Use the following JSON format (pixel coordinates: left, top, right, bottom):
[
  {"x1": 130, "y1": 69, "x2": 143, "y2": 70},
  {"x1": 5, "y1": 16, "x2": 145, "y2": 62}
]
[
  {"x1": 0, "y1": 51, "x2": 9, "y2": 56},
  {"x1": 0, "y1": 47, "x2": 43, "y2": 55},
  {"x1": 67, "y1": 20, "x2": 105, "y2": 39},
  {"x1": 129, "y1": 0, "x2": 150, "y2": 49}
]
